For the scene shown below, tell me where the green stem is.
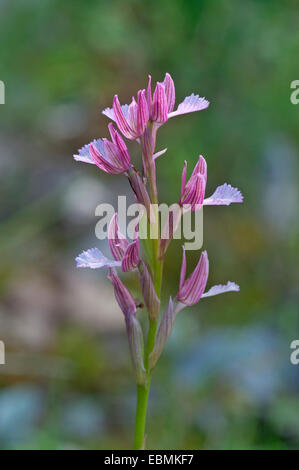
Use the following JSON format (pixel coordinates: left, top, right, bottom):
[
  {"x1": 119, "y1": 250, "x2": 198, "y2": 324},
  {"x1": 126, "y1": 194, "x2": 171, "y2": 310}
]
[
  {"x1": 133, "y1": 240, "x2": 163, "y2": 450},
  {"x1": 134, "y1": 122, "x2": 164, "y2": 450},
  {"x1": 134, "y1": 320, "x2": 158, "y2": 449},
  {"x1": 134, "y1": 382, "x2": 151, "y2": 450}
]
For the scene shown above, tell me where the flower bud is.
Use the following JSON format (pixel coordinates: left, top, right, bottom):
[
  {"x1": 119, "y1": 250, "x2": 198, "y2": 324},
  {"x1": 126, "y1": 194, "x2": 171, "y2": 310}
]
[
  {"x1": 176, "y1": 248, "x2": 209, "y2": 306},
  {"x1": 108, "y1": 268, "x2": 137, "y2": 316},
  {"x1": 179, "y1": 156, "x2": 207, "y2": 211}
]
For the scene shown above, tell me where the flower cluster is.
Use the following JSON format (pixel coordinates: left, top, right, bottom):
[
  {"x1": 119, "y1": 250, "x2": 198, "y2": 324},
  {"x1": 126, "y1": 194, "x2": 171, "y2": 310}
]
[{"x1": 75, "y1": 73, "x2": 243, "y2": 391}]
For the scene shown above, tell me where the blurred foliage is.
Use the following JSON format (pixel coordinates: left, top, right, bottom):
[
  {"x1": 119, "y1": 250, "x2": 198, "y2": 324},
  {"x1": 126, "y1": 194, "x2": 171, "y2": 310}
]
[{"x1": 0, "y1": 0, "x2": 298, "y2": 449}]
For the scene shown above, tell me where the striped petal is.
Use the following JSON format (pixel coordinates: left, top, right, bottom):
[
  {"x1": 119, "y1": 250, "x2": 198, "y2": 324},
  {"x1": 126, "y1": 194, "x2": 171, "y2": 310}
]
[
  {"x1": 152, "y1": 82, "x2": 168, "y2": 123},
  {"x1": 76, "y1": 248, "x2": 121, "y2": 269},
  {"x1": 177, "y1": 250, "x2": 209, "y2": 306},
  {"x1": 162, "y1": 73, "x2": 175, "y2": 113},
  {"x1": 146, "y1": 75, "x2": 152, "y2": 113},
  {"x1": 112, "y1": 95, "x2": 138, "y2": 139},
  {"x1": 168, "y1": 93, "x2": 209, "y2": 118},
  {"x1": 108, "y1": 267, "x2": 136, "y2": 316},
  {"x1": 108, "y1": 213, "x2": 129, "y2": 261},
  {"x1": 204, "y1": 183, "x2": 243, "y2": 206},
  {"x1": 137, "y1": 89, "x2": 149, "y2": 135},
  {"x1": 89, "y1": 142, "x2": 124, "y2": 174},
  {"x1": 102, "y1": 103, "x2": 129, "y2": 122},
  {"x1": 191, "y1": 155, "x2": 207, "y2": 182},
  {"x1": 121, "y1": 238, "x2": 140, "y2": 272},
  {"x1": 202, "y1": 281, "x2": 240, "y2": 298}
]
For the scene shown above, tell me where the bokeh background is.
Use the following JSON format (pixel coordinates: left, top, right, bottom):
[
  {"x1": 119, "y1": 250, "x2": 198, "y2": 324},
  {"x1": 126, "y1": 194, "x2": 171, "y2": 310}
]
[{"x1": 0, "y1": 0, "x2": 299, "y2": 450}]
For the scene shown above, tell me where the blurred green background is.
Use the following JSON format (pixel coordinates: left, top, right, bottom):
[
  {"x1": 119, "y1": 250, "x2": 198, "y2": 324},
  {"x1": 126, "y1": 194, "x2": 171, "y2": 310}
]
[{"x1": 0, "y1": 0, "x2": 299, "y2": 450}]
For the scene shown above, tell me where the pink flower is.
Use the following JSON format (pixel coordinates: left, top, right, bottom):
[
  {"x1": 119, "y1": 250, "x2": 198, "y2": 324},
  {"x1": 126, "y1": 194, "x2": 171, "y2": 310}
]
[
  {"x1": 177, "y1": 248, "x2": 209, "y2": 306},
  {"x1": 109, "y1": 92, "x2": 149, "y2": 140},
  {"x1": 179, "y1": 156, "x2": 207, "y2": 211},
  {"x1": 102, "y1": 73, "x2": 210, "y2": 138},
  {"x1": 108, "y1": 213, "x2": 140, "y2": 272},
  {"x1": 179, "y1": 155, "x2": 243, "y2": 211},
  {"x1": 74, "y1": 123, "x2": 131, "y2": 174},
  {"x1": 76, "y1": 213, "x2": 140, "y2": 273},
  {"x1": 176, "y1": 247, "x2": 240, "y2": 312}
]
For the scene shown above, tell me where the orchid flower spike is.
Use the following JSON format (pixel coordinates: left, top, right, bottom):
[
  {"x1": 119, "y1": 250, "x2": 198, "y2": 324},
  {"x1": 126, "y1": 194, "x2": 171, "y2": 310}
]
[
  {"x1": 74, "y1": 123, "x2": 131, "y2": 174},
  {"x1": 102, "y1": 73, "x2": 209, "y2": 138}
]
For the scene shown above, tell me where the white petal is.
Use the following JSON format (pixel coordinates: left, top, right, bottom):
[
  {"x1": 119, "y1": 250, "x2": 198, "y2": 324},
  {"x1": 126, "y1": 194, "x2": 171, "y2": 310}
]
[
  {"x1": 168, "y1": 93, "x2": 209, "y2": 118},
  {"x1": 202, "y1": 281, "x2": 240, "y2": 298},
  {"x1": 204, "y1": 183, "x2": 243, "y2": 206},
  {"x1": 73, "y1": 153, "x2": 95, "y2": 164},
  {"x1": 76, "y1": 248, "x2": 121, "y2": 269},
  {"x1": 102, "y1": 104, "x2": 129, "y2": 121}
]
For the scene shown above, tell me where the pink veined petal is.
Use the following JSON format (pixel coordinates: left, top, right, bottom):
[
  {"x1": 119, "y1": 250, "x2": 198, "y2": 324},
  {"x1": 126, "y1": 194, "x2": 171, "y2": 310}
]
[
  {"x1": 201, "y1": 281, "x2": 240, "y2": 298},
  {"x1": 121, "y1": 238, "x2": 140, "y2": 272},
  {"x1": 204, "y1": 183, "x2": 243, "y2": 206},
  {"x1": 113, "y1": 95, "x2": 138, "y2": 140},
  {"x1": 89, "y1": 142, "x2": 124, "y2": 174},
  {"x1": 147, "y1": 75, "x2": 152, "y2": 114},
  {"x1": 177, "y1": 250, "x2": 209, "y2": 305},
  {"x1": 107, "y1": 122, "x2": 118, "y2": 146},
  {"x1": 168, "y1": 93, "x2": 209, "y2": 118},
  {"x1": 127, "y1": 96, "x2": 138, "y2": 134},
  {"x1": 191, "y1": 155, "x2": 207, "y2": 182},
  {"x1": 107, "y1": 122, "x2": 131, "y2": 170},
  {"x1": 137, "y1": 89, "x2": 149, "y2": 136},
  {"x1": 76, "y1": 248, "x2": 121, "y2": 269},
  {"x1": 102, "y1": 103, "x2": 129, "y2": 122},
  {"x1": 162, "y1": 73, "x2": 175, "y2": 113},
  {"x1": 152, "y1": 82, "x2": 168, "y2": 123},
  {"x1": 153, "y1": 148, "x2": 167, "y2": 160},
  {"x1": 108, "y1": 213, "x2": 129, "y2": 261},
  {"x1": 180, "y1": 173, "x2": 206, "y2": 210}
]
